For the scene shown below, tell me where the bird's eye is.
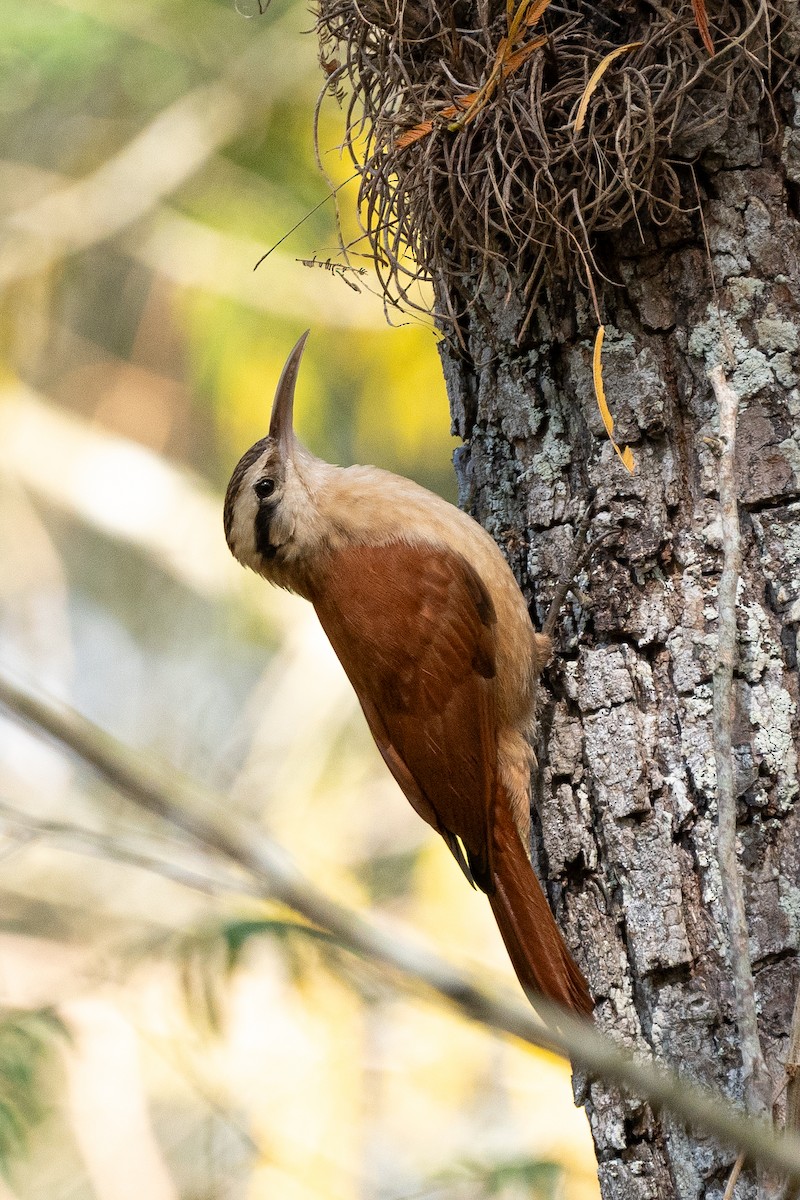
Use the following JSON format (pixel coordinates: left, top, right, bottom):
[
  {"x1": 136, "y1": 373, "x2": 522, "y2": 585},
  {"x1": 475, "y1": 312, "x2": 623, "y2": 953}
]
[{"x1": 254, "y1": 478, "x2": 275, "y2": 500}]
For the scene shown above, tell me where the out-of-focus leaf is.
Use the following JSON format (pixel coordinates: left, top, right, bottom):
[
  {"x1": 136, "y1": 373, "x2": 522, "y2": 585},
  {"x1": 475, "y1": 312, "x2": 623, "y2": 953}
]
[
  {"x1": 178, "y1": 927, "x2": 230, "y2": 1035},
  {"x1": 220, "y1": 918, "x2": 337, "y2": 973},
  {"x1": 175, "y1": 915, "x2": 343, "y2": 1033},
  {"x1": 481, "y1": 1156, "x2": 562, "y2": 1196},
  {"x1": 439, "y1": 1156, "x2": 563, "y2": 1198},
  {"x1": 0, "y1": 1008, "x2": 70, "y2": 1178},
  {"x1": 355, "y1": 847, "x2": 423, "y2": 903},
  {"x1": 0, "y1": 3, "x2": 118, "y2": 88}
]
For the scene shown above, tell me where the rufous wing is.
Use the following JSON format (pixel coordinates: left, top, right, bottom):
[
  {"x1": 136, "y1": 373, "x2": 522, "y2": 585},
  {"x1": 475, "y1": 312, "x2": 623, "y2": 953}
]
[
  {"x1": 310, "y1": 539, "x2": 497, "y2": 884},
  {"x1": 309, "y1": 539, "x2": 592, "y2": 1016}
]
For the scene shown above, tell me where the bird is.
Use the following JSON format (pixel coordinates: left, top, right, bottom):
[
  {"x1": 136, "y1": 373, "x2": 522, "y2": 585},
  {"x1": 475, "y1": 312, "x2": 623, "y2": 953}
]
[{"x1": 223, "y1": 331, "x2": 593, "y2": 1018}]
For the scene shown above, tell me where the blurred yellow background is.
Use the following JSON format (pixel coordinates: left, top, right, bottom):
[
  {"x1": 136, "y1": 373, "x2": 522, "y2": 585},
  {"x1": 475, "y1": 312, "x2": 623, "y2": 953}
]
[{"x1": 0, "y1": 1, "x2": 598, "y2": 1196}]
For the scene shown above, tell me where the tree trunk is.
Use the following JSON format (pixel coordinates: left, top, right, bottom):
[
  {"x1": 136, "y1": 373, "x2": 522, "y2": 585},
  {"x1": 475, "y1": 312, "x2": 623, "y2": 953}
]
[
  {"x1": 438, "y1": 104, "x2": 800, "y2": 1200},
  {"x1": 316, "y1": 2, "x2": 800, "y2": 1193}
]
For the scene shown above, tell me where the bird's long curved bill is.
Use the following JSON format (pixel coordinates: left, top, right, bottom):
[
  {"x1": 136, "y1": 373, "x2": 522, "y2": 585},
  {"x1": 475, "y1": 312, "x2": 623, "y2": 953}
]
[{"x1": 269, "y1": 329, "x2": 310, "y2": 454}]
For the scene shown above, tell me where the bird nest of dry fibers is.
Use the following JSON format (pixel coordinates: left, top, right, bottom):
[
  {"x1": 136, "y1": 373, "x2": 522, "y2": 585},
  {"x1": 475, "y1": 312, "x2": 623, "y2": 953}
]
[{"x1": 315, "y1": 0, "x2": 796, "y2": 324}]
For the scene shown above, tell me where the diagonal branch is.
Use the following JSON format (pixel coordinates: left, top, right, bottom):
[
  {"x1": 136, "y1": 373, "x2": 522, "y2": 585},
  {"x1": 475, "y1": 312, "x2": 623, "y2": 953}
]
[
  {"x1": 2, "y1": 669, "x2": 800, "y2": 1183},
  {"x1": 0, "y1": 800, "x2": 256, "y2": 899}
]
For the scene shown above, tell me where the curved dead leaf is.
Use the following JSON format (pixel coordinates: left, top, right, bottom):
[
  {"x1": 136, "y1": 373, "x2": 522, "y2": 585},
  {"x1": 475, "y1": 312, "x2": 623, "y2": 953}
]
[
  {"x1": 574, "y1": 43, "x2": 642, "y2": 134},
  {"x1": 593, "y1": 325, "x2": 635, "y2": 473}
]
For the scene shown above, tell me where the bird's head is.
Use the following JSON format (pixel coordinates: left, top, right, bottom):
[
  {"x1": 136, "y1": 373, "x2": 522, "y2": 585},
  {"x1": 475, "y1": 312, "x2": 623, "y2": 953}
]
[{"x1": 223, "y1": 330, "x2": 326, "y2": 576}]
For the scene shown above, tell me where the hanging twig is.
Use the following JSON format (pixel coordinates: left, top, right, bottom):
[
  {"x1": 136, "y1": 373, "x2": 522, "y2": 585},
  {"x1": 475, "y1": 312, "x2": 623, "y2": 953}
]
[
  {"x1": 725, "y1": 1153, "x2": 746, "y2": 1200},
  {"x1": 253, "y1": 175, "x2": 358, "y2": 269},
  {"x1": 295, "y1": 255, "x2": 367, "y2": 292}
]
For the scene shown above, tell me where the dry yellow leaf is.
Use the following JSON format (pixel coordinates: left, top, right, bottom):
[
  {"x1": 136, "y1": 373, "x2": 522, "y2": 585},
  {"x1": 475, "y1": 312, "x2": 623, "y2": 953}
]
[
  {"x1": 396, "y1": 35, "x2": 546, "y2": 146},
  {"x1": 524, "y1": 0, "x2": 553, "y2": 25},
  {"x1": 508, "y1": 0, "x2": 552, "y2": 37},
  {"x1": 396, "y1": 117, "x2": 440, "y2": 149},
  {"x1": 592, "y1": 325, "x2": 635, "y2": 473},
  {"x1": 398, "y1": 0, "x2": 551, "y2": 146},
  {"x1": 574, "y1": 42, "x2": 642, "y2": 134},
  {"x1": 500, "y1": 35, "x2": 548, "y2": 76}
]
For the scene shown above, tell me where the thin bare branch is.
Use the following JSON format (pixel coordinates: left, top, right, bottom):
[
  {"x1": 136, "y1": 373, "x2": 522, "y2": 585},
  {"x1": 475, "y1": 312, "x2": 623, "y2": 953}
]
[
  {"x1": 2, "y1": 670, "x2": 800, "y2": 1183},
  {"x1": 0, "y1": 801, "x2": 257, "y2": 899}
]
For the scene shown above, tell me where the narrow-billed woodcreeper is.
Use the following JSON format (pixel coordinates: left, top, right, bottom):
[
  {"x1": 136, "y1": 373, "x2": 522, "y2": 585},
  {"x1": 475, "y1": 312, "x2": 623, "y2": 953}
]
[{"x1": 223, "y1": 332, "x2": 592, "y2": 1016}]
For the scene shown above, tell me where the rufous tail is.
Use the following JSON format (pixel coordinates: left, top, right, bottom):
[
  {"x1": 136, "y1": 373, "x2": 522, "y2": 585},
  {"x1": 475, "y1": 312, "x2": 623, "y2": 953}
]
[{"x1": 487, "y1": 798, "x2": 593, "y2": 1018}]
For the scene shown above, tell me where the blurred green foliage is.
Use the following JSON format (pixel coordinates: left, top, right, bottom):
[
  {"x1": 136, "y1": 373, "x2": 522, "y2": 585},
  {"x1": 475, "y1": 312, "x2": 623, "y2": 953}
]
[
  {"x1": 177, "y1": 914, "x2": 345, "y2": 1035},
  {"x1": 0, "y1": 1010, "x2": 69, "y2": 1178},
  {"x1": 452, "y1": 1157, "x2": 563, "y2": 1199}
]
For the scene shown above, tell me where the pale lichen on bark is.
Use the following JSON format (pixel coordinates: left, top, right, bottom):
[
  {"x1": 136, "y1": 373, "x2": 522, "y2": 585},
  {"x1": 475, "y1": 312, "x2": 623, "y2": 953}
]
[{"x1": 709, "y1": 362, "x2": 773, "y2": 1200}]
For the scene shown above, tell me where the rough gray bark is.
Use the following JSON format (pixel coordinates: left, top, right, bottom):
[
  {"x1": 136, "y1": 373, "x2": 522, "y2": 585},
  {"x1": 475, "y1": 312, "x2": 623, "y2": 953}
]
[{"x1": 438, "y1": 79, "x2": 800, "y2": 1200}]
